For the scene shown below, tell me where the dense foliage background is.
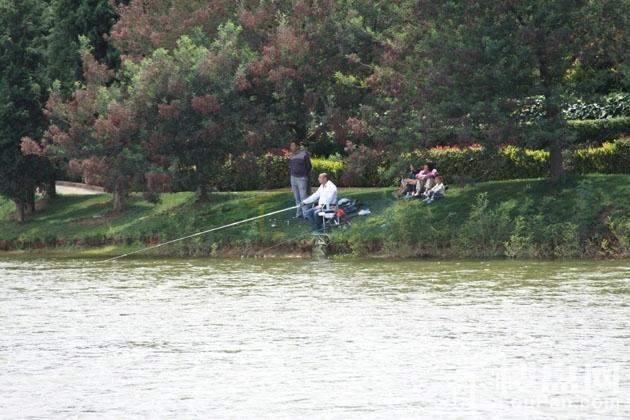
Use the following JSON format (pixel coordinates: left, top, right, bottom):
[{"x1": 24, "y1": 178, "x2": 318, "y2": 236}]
[{"x1": 1, "y1": 0, "x2": 628, "y2": 217}]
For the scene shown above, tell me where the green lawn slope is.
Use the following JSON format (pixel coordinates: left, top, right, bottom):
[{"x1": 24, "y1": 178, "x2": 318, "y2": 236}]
[{"x1": 0, "y1": 174, "x2": 628, "y2": 259}]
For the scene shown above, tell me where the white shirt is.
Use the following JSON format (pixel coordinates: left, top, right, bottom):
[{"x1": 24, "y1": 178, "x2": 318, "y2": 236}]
[
  {"x1": 427, "y1": 182, "x2": 445, "y2": 195},
  {"x1": 303, "y1": 180, "x2": 337, "y2": 207}
]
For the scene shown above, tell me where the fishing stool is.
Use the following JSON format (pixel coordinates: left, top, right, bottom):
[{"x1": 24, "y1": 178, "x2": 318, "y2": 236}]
[{"x1": 317, "y1": 204, "x2": 340, "y2": 232}]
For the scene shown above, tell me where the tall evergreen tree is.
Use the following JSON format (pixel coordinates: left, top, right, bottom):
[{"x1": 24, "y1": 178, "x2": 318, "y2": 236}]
[
  {"x1": 47, "y1": 0, "x2": 121, "y2": 93},
  {"x1": 0, "y1": 0, "x2": 53, "y2": 221}
]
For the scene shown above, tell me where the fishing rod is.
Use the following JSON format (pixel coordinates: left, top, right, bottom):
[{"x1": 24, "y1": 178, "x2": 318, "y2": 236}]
[
  {"x1": 102, "y1": 205, "x2": 298, "y2": 262},
  {"x1": 252, "y1": 209, "x2": 365, "y2": 257}
]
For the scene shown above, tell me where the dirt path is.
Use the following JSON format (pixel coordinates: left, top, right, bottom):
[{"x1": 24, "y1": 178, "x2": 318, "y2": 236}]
[{"x1": 55, "y1": 181, "x2": 105, "y2": 195}]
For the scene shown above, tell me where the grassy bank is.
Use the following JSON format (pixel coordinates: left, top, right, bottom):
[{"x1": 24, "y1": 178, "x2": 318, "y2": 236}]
[{"x1": 1, "y1": 174, "x2": 629, "y2": 259}]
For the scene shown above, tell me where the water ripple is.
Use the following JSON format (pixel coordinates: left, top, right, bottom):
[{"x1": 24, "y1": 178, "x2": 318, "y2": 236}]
[{"x1": 0, "y1": 258, "x2": 628, "y2": 418}]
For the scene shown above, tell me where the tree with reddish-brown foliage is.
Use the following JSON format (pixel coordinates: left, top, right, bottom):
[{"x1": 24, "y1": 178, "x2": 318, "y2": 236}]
[
  {"x1": 24, "y1": 45, "x2": 150, "y2": 211},
  {"x1": 127, "y1": 26, "x2": 251, "y2": 200},
  {"x1": 18, "y1": 0, "x2": 627, "y2": 211},
  {"x1": 109, "y1": 0, "x2": 238, "y2": 60},
  {"x1": 235, "y1": 1, "x2": 387, "y2": 154}
]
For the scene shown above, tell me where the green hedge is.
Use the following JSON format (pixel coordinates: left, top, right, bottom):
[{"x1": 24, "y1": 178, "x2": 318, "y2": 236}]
[
  {"x1": 217, "y1": 154, "x2": 344, "y2": 191},
  {"x1": 568, "y1": 117, "x2": 630, "y2": 145},
  {"x1": 566, "y1": 139, "x2": 630, "y2": 174},
  {"x1": 393, "y1": 139, "x2": 629, "y2": 184},
  {"x1": 383, "y1": 146, "x2": 550, "y2": 184},
  {"x1": 310, "y1": 157, "x2": 344, "y2": 185},
  {"x1": 215, "y1": 139, "x2": 629, "y2": 190}
]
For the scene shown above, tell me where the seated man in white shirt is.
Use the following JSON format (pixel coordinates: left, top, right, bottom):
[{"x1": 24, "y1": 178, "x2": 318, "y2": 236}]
[{"x1": 300, "y1": 172, "x2": 338, "y2": 233}]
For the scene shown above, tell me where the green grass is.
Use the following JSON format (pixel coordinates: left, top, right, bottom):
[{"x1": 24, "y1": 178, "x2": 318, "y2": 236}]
[
  {"x1": 330, "y1": 174, "x2": 630, "y2": 258},
  {"x1": 0, "y1": 187, "x2": 393, "y2": 257},
  {"x1": 1, "y1": 174, "x2": 629, "y2": 258}
]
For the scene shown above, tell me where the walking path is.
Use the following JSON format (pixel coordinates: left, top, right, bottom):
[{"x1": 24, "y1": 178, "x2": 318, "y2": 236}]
[{"x1": 55, "y1": 181, "x2": 105, "y2": 196}]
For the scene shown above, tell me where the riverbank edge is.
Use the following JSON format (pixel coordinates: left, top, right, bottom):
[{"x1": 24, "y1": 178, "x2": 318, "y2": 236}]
[
  {"x1": 2, "y1": 175, "x2": 629, "y2": 260},
  {"x1": 1, "y1": 242, "x2": 628, "y2": 260}
]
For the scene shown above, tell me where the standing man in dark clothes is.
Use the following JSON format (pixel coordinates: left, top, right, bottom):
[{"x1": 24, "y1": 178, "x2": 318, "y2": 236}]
[{"x1": 289, "y1": 141, "x2": 312, "y2": 218}]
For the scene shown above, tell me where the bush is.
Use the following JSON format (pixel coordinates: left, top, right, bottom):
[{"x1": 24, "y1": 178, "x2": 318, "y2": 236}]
[
  {"x1": 608, "y1": 213, "x2": 630, "y2": 256},
  {"x1": 567, "y1": 117, "x2": 630, "y2": 145},
  {"x1": 504, "y1": 216, "x2": 535, "y2": 258},
  {"x1": 381, "y1": 141, "x2": 627, "y2": 186},
  {"x1": 520, "y1": 93, "x2": 630, "y2": 121},
  {"x1": 310, "y1": 157, "x2": 344, "y2": 185},
  {"x1": 564, "y1": 93, "x2": 630, "y2": 120},
  {"x1": 454, "y1": 193, "x2": 514, "y2": 257},
  {"x1": 215, "y1": 153, "x2": 345, "y2": 191},
  {"x1": 340, "y1": 146, "x2": 388, "y2": 187},
  {"x1": 206, "y1": 139, "x2": 628, "y2": 191},
  {"x1": 566, "y1": 138, "x2": 630, "y2": 174},
  {"x1": 220, "y1": 153, "x2": 262, "y2": 191},
  {"x1": 258, "y1": 154, "x2": 290, "y2": 189},
  {"x1": 382, "y1": 146, "x2": 549, "y2": 185}
]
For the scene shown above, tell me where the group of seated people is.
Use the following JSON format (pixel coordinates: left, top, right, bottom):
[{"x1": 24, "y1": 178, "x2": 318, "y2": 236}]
[{"x1": 394, "y1": 161, "x2": 445, "y2": 204}]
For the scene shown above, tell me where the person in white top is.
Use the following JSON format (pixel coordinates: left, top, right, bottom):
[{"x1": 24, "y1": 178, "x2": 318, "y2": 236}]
[
  {"x1": 422, "y1": 176, "x2": 445, "y2": 204},
  {"x1": 301, "y1": 173, "x2": 338, "y2": 232}
]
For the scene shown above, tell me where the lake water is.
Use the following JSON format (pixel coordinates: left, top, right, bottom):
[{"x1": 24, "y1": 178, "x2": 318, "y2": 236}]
[{"x1": 0, "y1": 258, "x2": 628, "y2": 418}]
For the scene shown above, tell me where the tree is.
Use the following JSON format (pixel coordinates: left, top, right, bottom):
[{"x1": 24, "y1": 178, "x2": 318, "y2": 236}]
[
  {"x1": 408, "y1": 0, "x2": 628, "y2": 179},
  {"x1": 127, "y1": 27, "x2": 251, "y2": 200},
  {"x1": 47, "y1": 0, "x2": 122, "y2": 93},
  {"x1": 0, "y1": 0, "x2": 53, "y2": 222},
  {"x1": 237, "y1": 1, "x2": 385, "y2": 153},
  {"x1": 106, "y1": 0, "x2": 388, "y2": 193},
  {"x1": 109, "y1": 0, "x2": 237, "y2": 59},
  {"x1": 29, "y1": 44, "x2": 149, "y2": 211}
]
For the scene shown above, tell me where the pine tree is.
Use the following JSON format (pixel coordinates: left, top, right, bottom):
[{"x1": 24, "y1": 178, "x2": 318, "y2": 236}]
[
  {"x1": 47, "y1": 0, "x2": 121, "y2": 93},
  {"x1": 0, "y1": 0, "x2": 52, "y2": 221}
]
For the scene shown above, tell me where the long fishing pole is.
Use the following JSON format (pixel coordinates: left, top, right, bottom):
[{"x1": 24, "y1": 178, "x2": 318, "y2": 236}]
[
  {"x1": 102, "y1": 205, "x2": 298, "y2": 262},
  {"x1": 251, "y1": 210, "x2": 364, "y2": 257}
]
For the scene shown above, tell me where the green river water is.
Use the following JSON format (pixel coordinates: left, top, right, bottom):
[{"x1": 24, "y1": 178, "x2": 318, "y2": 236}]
[{"x1": 1, "y1": 258, "x2": 628, "y2": 418}]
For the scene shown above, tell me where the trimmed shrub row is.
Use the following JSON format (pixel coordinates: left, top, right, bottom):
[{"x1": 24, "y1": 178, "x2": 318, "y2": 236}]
[
  {"x1": 568, "y1": 139, "x2": 630, "y2": 174},
  {"x1": 216, "y1": 153, "x2": 344, "y2": 191},
  {"x1": 400, "y1": 139, "x2": 629, "y2": 184},
  {"x1": 568, "y1": 117, "x2": 630, "y2": 145},
  {"x1": 216, "y1": 138, "x2": 629, "y2": 190}
]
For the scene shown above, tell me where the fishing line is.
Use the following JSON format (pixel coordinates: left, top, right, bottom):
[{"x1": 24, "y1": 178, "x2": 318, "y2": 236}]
[
  {"x1": 253, "y1": 231, "x2": 314, "y2": 257},
  {"x1": 252, "y1": 211, "x2": 364, "y2": 257},
  {"x1": 102, "y1": 205, "x2": 298, "y2": 262}
]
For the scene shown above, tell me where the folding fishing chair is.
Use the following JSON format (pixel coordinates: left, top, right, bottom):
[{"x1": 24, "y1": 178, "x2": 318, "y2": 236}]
[{"x1": 317, "y1": 203, "x2": 340, "y2": 232}]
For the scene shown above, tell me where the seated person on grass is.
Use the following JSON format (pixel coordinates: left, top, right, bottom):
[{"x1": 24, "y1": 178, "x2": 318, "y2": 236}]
[
  {"x1": 301, "y1": 172, "x2": 338, "y2": 233},
  {"x1": 395, "y1": 164, "x2": 420, "y2": 197},
  {"x1": 396, "y1": 162, "x2": 438, "y2": 198},
  {"x1": 414, "y1": 162, "x2": 438, "y2": 196},
  {"x1": 422, "y1": 176, "x2": 445, "y2": 204},
  {"x1": 404, "y1": 162, "x2": 438, "y2": 198}
]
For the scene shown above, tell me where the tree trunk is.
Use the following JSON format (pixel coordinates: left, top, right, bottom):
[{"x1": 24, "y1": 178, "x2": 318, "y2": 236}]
[
  {"x1": 543, "y1": 96, "x2": 566, "y2": 181},
  {"x1": 25, "y1": 189, "x2": 35, "y2": 215},
  {"x1": 537, "y1": 53, "x2": 565, "y2": 181},
  {"x1": 294, "y1": 83, "x2": 308, "y2": 142},
  {"x1": 549, "y1": 138, "x2": 565, "y2": 181},
  {"x1": 543, "y1": 88, "x2": 565, "y2": 181},
  {"x1": 44, "y1": 179, "x2": 57, "y2": 200},
  {"x1": 14, "y1": 200, "x2": 26, "y2": 223},
  {"x1": 197, "y1": 183, "x2": 210, "y2": 202},
  {"x1": 112, "y1": 178, "x2": 127, "y2": 212}
]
